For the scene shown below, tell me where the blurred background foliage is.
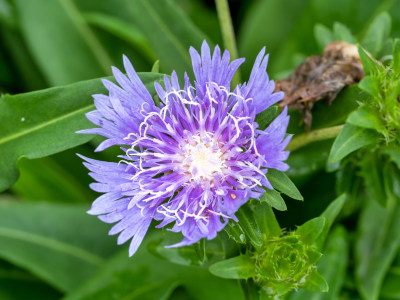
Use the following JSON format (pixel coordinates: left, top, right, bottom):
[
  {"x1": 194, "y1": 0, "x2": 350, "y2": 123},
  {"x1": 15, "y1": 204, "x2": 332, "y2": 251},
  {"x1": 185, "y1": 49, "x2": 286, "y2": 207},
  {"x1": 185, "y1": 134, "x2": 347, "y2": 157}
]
[{"x1": 0, "y1": 0, "x2": 399, "y2": 299}]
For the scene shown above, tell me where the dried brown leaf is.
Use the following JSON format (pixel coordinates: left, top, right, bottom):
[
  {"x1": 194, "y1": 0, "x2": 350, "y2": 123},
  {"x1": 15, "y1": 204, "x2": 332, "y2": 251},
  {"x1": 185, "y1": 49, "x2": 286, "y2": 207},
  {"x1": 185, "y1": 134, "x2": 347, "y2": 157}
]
[{"x1": 276, "y1": 41, "x2": 364, "y2": 130}]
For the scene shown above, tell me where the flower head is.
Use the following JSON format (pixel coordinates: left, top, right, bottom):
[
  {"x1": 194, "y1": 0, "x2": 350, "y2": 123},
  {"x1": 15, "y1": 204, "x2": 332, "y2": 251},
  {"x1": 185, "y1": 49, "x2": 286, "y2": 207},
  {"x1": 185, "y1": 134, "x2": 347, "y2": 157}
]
[{"x1": 79, "y1": 41, "x2": 291, "y2": 256}]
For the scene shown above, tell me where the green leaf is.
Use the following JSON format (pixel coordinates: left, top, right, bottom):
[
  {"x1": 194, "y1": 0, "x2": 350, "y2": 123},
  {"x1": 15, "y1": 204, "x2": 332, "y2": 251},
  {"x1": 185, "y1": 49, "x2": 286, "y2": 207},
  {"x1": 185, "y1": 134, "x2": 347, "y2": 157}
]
[
  {"x1": 355, "y1": 198, "x2": 400, "y2": 300},
  {"x1": 333, "y1": 22, "x2": 356, "y2": 43},
  {"x1": 382, "y1": 145, "x2": 400, "y2": 169},
  {"x1": 266, "y1": 169, "x2": 303, "y2": 200},
  {"x1": 392, "y1": 38, "x2": 400, "y2": 74},
  {"x1": 260, "y1": 189, "x2": 287, "y2": 211},
  {"x1": 255, "y1": 202, "x2": 282, "y2": 241},
  {"x1": 358, "y1": 76, "x2": 381, "y2": 99},
  {"x1": 286, "y1": 139, "x2": 333, "y2": 187},
  {"x1": 0, "y1": 73, "x2": 163, "y2": 192},
  {"x1": 72, "y1": 268, "x2": 179, "y2": 300},
  {"x1": 256, "y1": 105, "x2": 279, "y2": 130},
  {"x1": 125, "y1": 0, "x2": 208, "y2": 77},
  {"x1": 148, "y1": 233, "x2": 223, "y2": 267},
  {"x1": 328, "y1": 123, "x2": 380, "y2": 163},
  {"x1": 347, "y1": 106, "x2": 386, "y2": 132},
  {"x1": 359, "y1": 151, "x2": 387, "y2": 207},
  {"x1": 315, "y1": 194, "x2": 346, "y2": 249},
  {"x1": 224, "y1": 221, "x2": 246, "y2": 244},
  {"x1": 314, "y1": 24, "x2": 334, "y2": 50},
  {"x1": 193, "y1": 238, "x2": 206, "y2": 264},
  {"x1": 84, "y1": 12, "x2": 156, "y2": 64},
  {"x1": 64, "y1": 232, "x2": 245, "y2": 300},
  {"x1": 296, "y1": 217, "x2": 325, "y2": 245},
  {"x1": 315, "y1": 226, "x2": 348, "y2": 296},
  {"x1": 381, "y1": 253, "x2": 400, "y2": 299},
  {"x1": 289, "y1": 226, "x2": 348, "y2": 300},
  {"x1": 209, "y1": 254, "x2": 255, "y2": 280},
  {"x1": 302, "y1": 268, "x2": 329, "y2": 293},
  {"x1": 238, "y1": 0, "x2": 310, "y2": 75},
  {"x1": 362, "y1": 12, "x2": 391, "y2": 56},
  {"x1": 383, "y1": 162, "x2": 400, "y2": 204},
  {"x1": 0, "y1": 28, "x2": 47, "y2": 91},
  {"x1": 0, "y1": 201, "x2": 118, "y2": 292},
  {"x1": 11, "y1": 157, "x2": 90, "y2": 203},
  {"x1": 358, "y1": 45, "x2": 382, "y2": 75},
  {"x1": 311, "y1": 85, "x2": 363, "y2": 130},
  {"x1": 0, "y1": 261, "x2": 62, "y2": 300},
  {"x1": 236, "y1": 203, "x2": 262, "y2": 248},
  {"x1": 151, "y1": 60, "x2": 160, "y2": 73},
  {"x1": 13, "y1": 0, "x2": 112, "y2": 86}
]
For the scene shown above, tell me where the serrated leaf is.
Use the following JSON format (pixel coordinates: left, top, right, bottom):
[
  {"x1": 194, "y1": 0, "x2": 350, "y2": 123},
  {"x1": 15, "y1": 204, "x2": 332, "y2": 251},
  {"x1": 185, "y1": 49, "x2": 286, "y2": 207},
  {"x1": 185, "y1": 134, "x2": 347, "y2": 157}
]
[
  {"x1": 260, "y1": 189, "x2": 287, "y2": 211},
  {"x1": 302, "y1": 268, "x2": 329, "y2": 293},
  {"x1": 306, "y1": 248, "x2": 323, "y2": 266},
  {"x1": 296, "y1": 217, "x2": 325, "y2": 245},
  {"x1": 355, "y1": 198, "x2": 400, "y2": 300},
  {"x1": 362, "y1": 12, "x2": 391, "y2": 56},
  {"x1": 0, "y1": 73, "x2": 163, "y2": 192},
  {"x1": 209, "y1": 254, "x2": 255, "y2": 280},
  {"x1": 236, "y1": 203, "x2": 262, "y2": 248},
  {"x1": 266, "y1": 169, "x2": 303, "y2": 200},
  {"x1": 224, "y1": 221, "x2": 246, "y2": 244},
  {"x1": 314, "y1": 24, "x2": 334, "y2": 50},
  {"x1": 333, "y1": 22, "x2": 356, "y2": 43},
  {"x1": 347, "y1": 106, "x2": 385, "y2": 132},
  {"x1": 328, "y1": 123, "x2": 380, "y2": 163},
  {"x1": 255, "y1": 202, "x2": 281, "y2": 241},
  {"x1": 315, "y1": 194, "x2": 346, "y2": 249},
  {"x1": 289, "y1": 226, "x2": 348, "y2": 300}
]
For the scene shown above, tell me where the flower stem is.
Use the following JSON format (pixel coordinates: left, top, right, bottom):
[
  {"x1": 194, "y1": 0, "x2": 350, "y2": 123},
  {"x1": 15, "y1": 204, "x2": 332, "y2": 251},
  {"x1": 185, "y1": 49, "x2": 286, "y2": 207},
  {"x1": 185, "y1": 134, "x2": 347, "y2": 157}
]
[
  {"x1": 287, "y1": 125, "x2": 344, "y2": 152},
  {"x1": 215, "y1": 0, "x2": 241, "y2": 86}
]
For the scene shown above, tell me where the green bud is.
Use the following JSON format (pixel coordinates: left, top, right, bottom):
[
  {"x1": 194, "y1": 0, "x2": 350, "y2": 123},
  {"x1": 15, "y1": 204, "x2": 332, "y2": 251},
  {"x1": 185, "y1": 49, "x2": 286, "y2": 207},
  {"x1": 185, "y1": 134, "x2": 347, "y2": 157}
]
[{"x1": 255, "y1": 234, "x2": 323, "y2": 297}]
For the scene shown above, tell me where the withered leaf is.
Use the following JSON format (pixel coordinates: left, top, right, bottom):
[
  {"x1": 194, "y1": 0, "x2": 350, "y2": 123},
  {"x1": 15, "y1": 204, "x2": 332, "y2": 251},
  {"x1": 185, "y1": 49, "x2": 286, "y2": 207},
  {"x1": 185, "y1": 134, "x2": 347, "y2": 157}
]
[{"x1": 276, "y1": 41, "x2": 364, "y2": 130}]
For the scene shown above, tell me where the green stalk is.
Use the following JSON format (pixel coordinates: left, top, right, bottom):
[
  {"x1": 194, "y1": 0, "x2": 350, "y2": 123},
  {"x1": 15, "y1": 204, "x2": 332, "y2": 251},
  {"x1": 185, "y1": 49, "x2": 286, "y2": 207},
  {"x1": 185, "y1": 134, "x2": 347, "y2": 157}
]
[
  {"x1": 287, "y1": 125, "x2": 344, "y2": 152},
  {"x1": 215, "y1": 0, "x2": 241, "y2": 86}
]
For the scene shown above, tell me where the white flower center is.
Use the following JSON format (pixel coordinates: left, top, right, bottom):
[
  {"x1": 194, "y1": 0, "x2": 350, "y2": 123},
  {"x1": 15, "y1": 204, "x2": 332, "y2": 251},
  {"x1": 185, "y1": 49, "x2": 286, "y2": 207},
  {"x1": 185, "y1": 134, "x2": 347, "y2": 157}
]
[{"x1": 182, "y1": 136, "x2": 225, "y2": 181}]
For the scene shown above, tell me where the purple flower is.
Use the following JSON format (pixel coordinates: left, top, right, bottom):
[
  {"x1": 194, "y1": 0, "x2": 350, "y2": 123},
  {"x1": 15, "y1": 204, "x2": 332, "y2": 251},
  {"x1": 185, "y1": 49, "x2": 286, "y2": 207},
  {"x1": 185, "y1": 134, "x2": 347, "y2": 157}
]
[{"x1": 79, "y1": 41, "x2": 291, "y2": 256}]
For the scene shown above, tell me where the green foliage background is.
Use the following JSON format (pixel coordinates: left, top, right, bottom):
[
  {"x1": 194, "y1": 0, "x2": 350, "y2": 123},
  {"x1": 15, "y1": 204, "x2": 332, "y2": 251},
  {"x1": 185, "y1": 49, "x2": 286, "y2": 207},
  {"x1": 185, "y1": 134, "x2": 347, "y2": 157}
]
[{"x1": 0, "y1": 0, "x2": 399, "y2": 299}]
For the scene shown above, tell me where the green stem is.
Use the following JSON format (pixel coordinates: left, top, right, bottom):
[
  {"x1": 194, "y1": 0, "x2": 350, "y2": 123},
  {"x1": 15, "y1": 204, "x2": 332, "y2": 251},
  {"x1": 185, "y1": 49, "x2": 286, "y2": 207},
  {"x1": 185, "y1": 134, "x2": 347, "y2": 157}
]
[
  {"x1": 215, "y1": 0, "x2": 241, "y2": 86},
  {"x1": 287, "y1": 125, "x2": 344, "y2": 152}
]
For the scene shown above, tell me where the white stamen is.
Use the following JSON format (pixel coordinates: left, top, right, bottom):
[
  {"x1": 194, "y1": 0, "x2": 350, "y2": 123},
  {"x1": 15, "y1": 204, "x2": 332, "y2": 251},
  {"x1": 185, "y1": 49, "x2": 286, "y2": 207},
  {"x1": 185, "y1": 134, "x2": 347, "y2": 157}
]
[{"x1": 181, "y1": 135, "x2": 226, "y2": 182}]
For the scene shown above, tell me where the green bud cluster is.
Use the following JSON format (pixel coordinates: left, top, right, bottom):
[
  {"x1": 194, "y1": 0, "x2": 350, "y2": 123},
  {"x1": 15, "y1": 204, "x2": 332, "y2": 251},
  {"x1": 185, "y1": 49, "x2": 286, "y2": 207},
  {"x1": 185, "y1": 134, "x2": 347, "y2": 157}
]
[
  {"x1": 356, "y1": 40, "x2": 400, "y2": 145},
  {"x1": 254, "y1": 234, "x2": 323, "y2": 297}
]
